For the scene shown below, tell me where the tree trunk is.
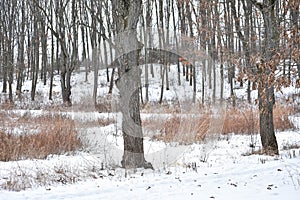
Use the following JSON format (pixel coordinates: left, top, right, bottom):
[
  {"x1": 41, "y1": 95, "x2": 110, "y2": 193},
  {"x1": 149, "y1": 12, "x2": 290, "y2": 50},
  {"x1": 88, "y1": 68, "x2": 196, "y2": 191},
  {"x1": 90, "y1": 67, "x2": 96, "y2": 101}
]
[
  {"x1": 117, "y1": 67, "x2": 148, "y2": 168},
  {"x1": 290, "y1": 1, "x2": 300, "y2": 80},
  {"x1": 41, "y1": 19, "x2": 47, "y2": 86},
  {"x1": 202, "y1": 59, "x2": 205, "y2": 105},
  {"x1": 258, "y1": 82, "x2": 278, "y2": 154},
  {"x1": 114, "y1": 0, "x2": 152, "y2": 169},
  {"x1": 93, "y1": 47, "x2": 98, "y2": 106},
  {"x1": 108, "y1": 68, "x2": 115, "y2": 94},
  {"x1": 159, "y1": 66, "x2": 166, "y2": 104},
  {"x1": 2, "y1": 40, "x2": 7, "y2": 93},
  {"x1": 16, "y1": 0, "x2": 26, "y2": 98},
  {"x1": 49, "y1": 0, "x2": 54, "y2": 100},
  {"x1": 171, "y1": 0, "x2": 180, "y2": 86},
  {"x1": 253, "y1": 0, "x2": 279, "y2": 155},
  {"x1": 31, "y1": 8, "x2": 39, "y2": 101}
]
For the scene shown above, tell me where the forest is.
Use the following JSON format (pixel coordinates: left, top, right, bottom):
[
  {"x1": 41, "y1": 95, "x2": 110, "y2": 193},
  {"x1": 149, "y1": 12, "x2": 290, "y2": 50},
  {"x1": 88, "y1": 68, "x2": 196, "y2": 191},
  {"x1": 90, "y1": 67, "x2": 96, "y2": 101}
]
[{"x1": 0, "y1": 0, "x2": 300, "y2": 198}]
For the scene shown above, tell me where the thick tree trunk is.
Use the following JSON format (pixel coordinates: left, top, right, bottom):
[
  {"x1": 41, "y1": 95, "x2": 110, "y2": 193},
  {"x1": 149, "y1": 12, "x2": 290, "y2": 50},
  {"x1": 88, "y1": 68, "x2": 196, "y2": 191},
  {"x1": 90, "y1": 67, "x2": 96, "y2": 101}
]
[
  {"x1": 258, "y1": 84, "x2": 278, "y2": 154},
  {"x1": 117, "y1": 66, "x2": 149, "y2": 168},
  {"x1": 253, "y1": 0, "x2": 279, "y2": 155},
  {"x1": 114, "y1": 0, "x2": 152, "y2": 169}
]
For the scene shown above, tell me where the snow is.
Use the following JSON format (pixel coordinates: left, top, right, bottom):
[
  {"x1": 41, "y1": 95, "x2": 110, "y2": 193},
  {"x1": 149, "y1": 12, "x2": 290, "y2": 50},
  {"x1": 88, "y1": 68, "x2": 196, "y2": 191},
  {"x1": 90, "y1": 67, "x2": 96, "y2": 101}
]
[
  {"x1": 0, "y1": 132, "x2": 300, "y2": 199},
  {"x1": 1, "y1": 64, "x2": 300, "y2": 199}
]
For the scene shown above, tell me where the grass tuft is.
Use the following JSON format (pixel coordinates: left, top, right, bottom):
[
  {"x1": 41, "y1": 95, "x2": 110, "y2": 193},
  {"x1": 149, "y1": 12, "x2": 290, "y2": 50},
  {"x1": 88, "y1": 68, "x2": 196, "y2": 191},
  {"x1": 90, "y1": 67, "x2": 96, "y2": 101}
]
[
  {"x1": 146, "y1": 105, "x2": 295, "y2": 143},
  {"x1": 0, "y1": 115, "x2": 82, "y2": 162}
]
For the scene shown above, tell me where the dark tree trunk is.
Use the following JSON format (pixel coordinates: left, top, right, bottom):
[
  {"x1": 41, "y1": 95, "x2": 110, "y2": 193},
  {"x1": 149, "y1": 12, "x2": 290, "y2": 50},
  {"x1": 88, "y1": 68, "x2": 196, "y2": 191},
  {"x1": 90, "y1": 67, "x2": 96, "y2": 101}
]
[
  {"x1": 49, "y1": 0, "x2": 54, "y2": 100},
  {"x1": 41, "y1": 18, "x2": 47, "y2": 86},
  {"x1": 2, "y1": 42, "x2": 7, "y2": 93},
  {"x1": 159, "y1": 66, "x2": 165, "y2": 104},
  {"x1": 117, "y1": 66, "x2": 148, "y2": 168},
  {"x1": 113, "y1": 0, "x2": 152, "y2": 169},
  {"x1": 31, "y1": 7, "x2": 39, "y2": 101},
  {"x1": 258, "y1": 83, "x2": 278, "y2": 154},
  {"x1": 252, "y1": 0, "x2": 279, "y2": 155},
  {"x1": 16, "y1": 0, "x2": 26, "y2": 98},
  {"x1": 108, "y1": 68, "x2": 115, "y2": 94},
  {"x1": 49, "y1": 34, "x2": 54, "y2": 100},
  {"x1": 4, "y1": 0, "x2": 16, "y2": 103}
]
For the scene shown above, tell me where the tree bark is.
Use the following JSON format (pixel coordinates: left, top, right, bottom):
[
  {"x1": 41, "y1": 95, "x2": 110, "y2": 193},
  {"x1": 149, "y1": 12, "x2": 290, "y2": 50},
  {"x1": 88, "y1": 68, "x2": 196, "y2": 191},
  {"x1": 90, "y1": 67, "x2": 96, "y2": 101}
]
[
  {"x1": 16, "y1": 0, "x2": 26, "y2": 98},
  {"x1": 114, "y1": 0, "x2": 152, "y2": 169},
  {"x1": 49, "y1": 0, "x2": 54, "y2": 100},
  {"x1": 290, "y1": 1, "x2": 300, "y2": 80},
  {"x1": 31, "y1": 5, "x2": 40, "y2": 101},
  {"x1": 252, "y1": 0, "x2": 279, "y2": 155}
]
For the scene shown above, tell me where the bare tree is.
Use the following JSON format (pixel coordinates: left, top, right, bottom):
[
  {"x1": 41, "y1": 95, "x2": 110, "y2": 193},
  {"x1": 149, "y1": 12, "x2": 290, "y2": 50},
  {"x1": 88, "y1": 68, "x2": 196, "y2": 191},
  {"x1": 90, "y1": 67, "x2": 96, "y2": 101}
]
[
  {"x1": 113, "y1": 0, "x2": 152, "y2": 169},
  {"x1": 49, "y1": 0, "x2": 55, "y2": 100},
  {"x1": 37, "y1": 0, "x2": 79, "y2": 106},
  {"x1": 16, "y1": 0, "x2": 26, "y2": 98},
  {"x1": 41, "y1": 11, "x2": 48, "y2": 86},
  {"x1": 1, "y1": 0, "x2": 17, "y2": 102}
]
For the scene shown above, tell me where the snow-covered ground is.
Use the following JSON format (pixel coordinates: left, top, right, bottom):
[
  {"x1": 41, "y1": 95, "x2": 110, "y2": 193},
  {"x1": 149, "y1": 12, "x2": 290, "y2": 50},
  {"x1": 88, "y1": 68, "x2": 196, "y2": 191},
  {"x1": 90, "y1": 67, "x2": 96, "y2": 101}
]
[
  {"x1": 0, "y1": 131, "x2": 300, "y2": 199},
  {"x1": 1, "y1": 65, "x2": 300, "y2": 199}
]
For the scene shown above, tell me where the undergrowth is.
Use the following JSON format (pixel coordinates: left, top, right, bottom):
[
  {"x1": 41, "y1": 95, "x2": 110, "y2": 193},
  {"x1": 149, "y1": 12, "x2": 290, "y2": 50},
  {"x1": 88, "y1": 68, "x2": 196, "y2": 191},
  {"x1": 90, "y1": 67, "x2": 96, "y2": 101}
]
[
  {"x1": 0, "y1": 114, "x2": 83, "y2": 161},
  {"x1": 144, "y1": 105, "x2": 295, "y2": 143}
]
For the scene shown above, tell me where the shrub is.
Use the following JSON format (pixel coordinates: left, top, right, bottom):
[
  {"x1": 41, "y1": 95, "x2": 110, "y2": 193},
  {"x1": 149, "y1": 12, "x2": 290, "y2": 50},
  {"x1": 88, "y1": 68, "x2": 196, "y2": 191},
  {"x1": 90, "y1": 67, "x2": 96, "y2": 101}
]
[
  {"x1": 151, "y1": 113, "x2": 210, "y2": 144},
  {"x1": 147, "y1": 105, "x2": 295, "y2": 143},
  {"x1": 0, "y1": 115, "x2": 82, "y2": 161}
]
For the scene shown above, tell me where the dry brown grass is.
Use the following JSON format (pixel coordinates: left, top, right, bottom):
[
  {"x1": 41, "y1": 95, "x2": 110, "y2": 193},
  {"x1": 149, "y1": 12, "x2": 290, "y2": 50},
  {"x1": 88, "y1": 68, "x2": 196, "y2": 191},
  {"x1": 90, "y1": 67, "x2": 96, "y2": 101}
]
[
  {"x1": 145, "y1": 105, "x2": 295, "y2": 143},
  {"x1": 0, "y1": 102, "x2": 14, "y2": 110},
  {"x1": 222, "y1": 108, "x2": 258, "y2": 134},
  {"x1": 98, "y1": 118, "x2": 115, "y2": 126},
  {"x1": 273, "y1": 104, "x2": 295, "y2": 131},
  {"x1": 0, "y1": 114, "x2": 82, "y2": 161},
  {"x1": 145, "y1": 113, "x2": 210, "y2": 144},
  {"x1": 223, "y1": 104, "x2": 295, "y2": 134}
]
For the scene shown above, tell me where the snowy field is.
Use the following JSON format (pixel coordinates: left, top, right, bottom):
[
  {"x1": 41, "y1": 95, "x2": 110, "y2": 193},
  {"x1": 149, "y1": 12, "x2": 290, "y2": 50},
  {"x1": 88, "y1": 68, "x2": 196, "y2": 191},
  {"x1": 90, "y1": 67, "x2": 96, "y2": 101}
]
[
  {"x1": 1, "y1": 67, "x2": 300, "y2": 199},
  {"x1": 0, "y1": 131, "x2": 300, "y2": 199}
]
